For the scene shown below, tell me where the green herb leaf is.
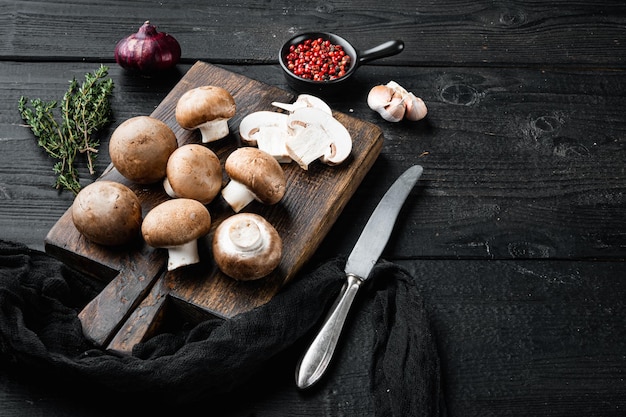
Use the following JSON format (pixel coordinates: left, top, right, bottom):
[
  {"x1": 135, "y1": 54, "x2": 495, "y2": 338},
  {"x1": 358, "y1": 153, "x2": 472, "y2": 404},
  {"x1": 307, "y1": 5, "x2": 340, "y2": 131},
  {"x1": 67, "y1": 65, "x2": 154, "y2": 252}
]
[{"x1": 18, "y1": 65, "x2": 114, "y2": 194}]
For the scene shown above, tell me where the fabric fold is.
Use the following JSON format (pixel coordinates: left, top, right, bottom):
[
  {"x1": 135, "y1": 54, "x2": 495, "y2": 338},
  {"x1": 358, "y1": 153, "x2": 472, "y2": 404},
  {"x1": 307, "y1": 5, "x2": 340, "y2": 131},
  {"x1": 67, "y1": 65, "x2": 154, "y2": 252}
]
[{"x1": 0, "y1": 239, "x2": 443, "y2": 416}]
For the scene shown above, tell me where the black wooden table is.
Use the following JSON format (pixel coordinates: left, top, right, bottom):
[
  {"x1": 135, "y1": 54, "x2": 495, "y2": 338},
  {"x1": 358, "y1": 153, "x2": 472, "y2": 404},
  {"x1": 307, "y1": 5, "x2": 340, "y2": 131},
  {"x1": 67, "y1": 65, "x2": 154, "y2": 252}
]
[{"x1": 1, "y1": 1, "x2": 625, "y2": 416}]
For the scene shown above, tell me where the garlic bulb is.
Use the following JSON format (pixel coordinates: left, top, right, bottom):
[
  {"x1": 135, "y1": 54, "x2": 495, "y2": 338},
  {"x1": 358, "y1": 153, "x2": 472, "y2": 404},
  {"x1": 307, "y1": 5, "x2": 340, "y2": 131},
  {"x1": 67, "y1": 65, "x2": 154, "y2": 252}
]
[
  {"x1": 367, "y1": 85, "x2": 404, "y2": 122},
  {"x1": 367, "y1": 81, "x2": 427, "y2": 122},
  {"x1": 367, "y1": 85, "x2": 394, "y2": 111},
  {"x1": 383, "y1": 95, "x2": 407, "y2": 122}
]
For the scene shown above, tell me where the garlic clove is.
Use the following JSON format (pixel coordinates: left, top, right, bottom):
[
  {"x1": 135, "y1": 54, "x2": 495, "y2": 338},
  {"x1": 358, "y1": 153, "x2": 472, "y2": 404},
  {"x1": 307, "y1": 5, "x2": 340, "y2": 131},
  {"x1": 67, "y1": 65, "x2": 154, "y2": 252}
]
[
  {"x1": 367, "y1": 84, "x2": 406, "y2": 122},
  {"x1": 404, "y1": 93, "x2": 428, "y2": 121},
  {"x1": 368, "y1": 81, "x2": 427, "y2": 122},
  {"x1": 367, "y1": 85, "x2": 395, "y2": 111},
  {"x1": 367, "y1": 85, "x2": 406, "y2": 122},
  {"x1": 386, "y1": 80, "x2": 410, "y2": 97},
  {"x1": 382, "y1": 96, "x2": 407, "y2": 122}
]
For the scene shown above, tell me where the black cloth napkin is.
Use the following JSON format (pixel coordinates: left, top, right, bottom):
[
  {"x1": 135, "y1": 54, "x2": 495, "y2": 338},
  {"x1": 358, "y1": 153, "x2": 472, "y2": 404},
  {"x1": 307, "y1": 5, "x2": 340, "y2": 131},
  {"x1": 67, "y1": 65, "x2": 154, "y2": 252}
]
[{"x1": 0, "y1": 239, "x2": 444, "y2": 416}]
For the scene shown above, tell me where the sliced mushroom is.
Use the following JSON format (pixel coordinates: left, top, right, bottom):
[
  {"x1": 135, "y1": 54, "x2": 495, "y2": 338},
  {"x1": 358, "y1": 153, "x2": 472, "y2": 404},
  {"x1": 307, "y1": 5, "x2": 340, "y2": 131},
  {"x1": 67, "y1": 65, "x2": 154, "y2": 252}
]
[
  {"x1": 285, "y1": 107, "x2": 352, "y2": 169},
  {"x1": 109, "y1": 116, "x2": 178, "y2": 184},
  {"x1": 221, "y1": 147, "x2": 286, "y2": 213},
  {"x1": 212, "y1": 213, "x2": 282, "y2": 281},
  {"x1": 239, "y1": 111, "x2": 291, "y2": 163},
  {"x1": 271, "y1": 94, "x2": 332, "y2": 115},
  {"x1": 163, "y1": 144, "x2": 222, "y2": 204},
  {"x1": 175, "y1": 86, "x2": 236, "y2": 143},
  {"x1": 284, "y1": 123, "x2": 332, "y2": 170},
  {"x1": 141, "y1": 198, "x2": 211, "y2": 271},
  {"x1": 71, "y1": 181, "x2": 142, "y2": 246}
]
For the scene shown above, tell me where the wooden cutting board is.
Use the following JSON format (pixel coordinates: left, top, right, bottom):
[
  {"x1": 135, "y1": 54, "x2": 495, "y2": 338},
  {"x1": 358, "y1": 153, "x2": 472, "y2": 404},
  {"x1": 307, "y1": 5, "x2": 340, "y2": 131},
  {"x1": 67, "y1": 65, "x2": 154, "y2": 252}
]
[{"x1": 44, "y1": 61, "x2": 383, "y2": 355}]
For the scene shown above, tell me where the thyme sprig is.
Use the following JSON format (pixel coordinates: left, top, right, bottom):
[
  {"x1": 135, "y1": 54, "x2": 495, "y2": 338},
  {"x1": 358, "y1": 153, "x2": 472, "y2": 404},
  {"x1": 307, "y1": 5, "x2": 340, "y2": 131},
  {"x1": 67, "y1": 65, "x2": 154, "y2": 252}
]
[{"x1": 18, "y1": 65, "x2": 114, "y2": 194}]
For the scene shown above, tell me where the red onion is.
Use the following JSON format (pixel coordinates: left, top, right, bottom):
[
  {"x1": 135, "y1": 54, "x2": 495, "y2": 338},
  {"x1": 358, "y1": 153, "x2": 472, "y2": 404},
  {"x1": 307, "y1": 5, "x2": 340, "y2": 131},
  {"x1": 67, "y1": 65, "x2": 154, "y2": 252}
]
[{"x1": 114, "y1": 21, "x2": 181, "y2": 73}]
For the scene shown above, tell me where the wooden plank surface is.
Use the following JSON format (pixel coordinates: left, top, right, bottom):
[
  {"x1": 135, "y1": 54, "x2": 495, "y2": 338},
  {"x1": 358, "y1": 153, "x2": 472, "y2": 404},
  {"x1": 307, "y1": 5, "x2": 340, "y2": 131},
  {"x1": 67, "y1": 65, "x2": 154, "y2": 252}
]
[
  {"x1": 2, "y1": 1, "x2": 626, "y2": 416},
  {"x1": 43, "y1": 61, "x2": 384, "y2": 352},
  {"x1": 2, "y1": 259, "x2": 624, "y2": 417},
  {"x1": 3, "y1": 63, "x2": 625, "y2": 260},
  {"x1": 1, "y1": 1, "x2": 625, "y2": 67}
]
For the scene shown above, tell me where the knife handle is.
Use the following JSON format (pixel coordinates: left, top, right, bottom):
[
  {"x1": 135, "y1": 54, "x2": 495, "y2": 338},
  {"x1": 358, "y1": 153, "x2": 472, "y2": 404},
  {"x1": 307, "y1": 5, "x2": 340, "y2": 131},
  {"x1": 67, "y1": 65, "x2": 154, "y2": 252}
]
[{"x1": 296, "y1": 273, "x2": 362, "y2": 389}]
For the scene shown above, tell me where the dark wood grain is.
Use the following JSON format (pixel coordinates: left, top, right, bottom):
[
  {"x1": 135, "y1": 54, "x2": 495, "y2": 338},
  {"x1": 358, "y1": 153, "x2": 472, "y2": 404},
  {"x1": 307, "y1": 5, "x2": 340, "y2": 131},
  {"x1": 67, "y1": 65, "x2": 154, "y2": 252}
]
[
  {"x1": 1, "y1": 259, "x2": 624, "y2": 417},
  {"x1": 404, "y1": 258, "x2": 626, "y2": 417},
  {"x1": 1, "y1": 1, "x2": 625, "y2": 68},
  {"x1": 4, "y1": 63, "x2": 625, "y2": 260},
  {"x1": 2, "y1": 1, "x2": 626, "y2": 416}
]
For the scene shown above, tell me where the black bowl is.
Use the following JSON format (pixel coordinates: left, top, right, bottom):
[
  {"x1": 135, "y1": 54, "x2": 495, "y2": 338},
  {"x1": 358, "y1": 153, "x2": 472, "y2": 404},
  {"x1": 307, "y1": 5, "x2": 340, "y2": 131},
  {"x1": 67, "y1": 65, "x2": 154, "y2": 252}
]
[{"x1": 279, "y1": 32, "x2": 404, "y2": 96}]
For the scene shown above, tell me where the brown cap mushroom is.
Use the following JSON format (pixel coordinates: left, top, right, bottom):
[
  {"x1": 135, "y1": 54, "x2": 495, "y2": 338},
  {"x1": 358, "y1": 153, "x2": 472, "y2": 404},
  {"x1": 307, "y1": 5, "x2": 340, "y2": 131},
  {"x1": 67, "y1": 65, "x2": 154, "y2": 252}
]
[
  {"x1": 175, "y1": 86, "x2": 236, "y2": 143},
  {"x1": 221, "y1": 147, "x2": 286, "y2": 213},
  {"x1": 141, "y1": 198, "x2": 211, "y2": 271},
  {"x1": 109, "y1": 116, "x2": 178, "y2": 184},
  {"x1": 163, "y1": 144, "x2": 223, "y2": 204},
  {"x1": 212, "y1": 213, "x2": 282, "y2": 281},
  {"x1": 71, "y1": 180, "x2": 142, "y2": 246}
]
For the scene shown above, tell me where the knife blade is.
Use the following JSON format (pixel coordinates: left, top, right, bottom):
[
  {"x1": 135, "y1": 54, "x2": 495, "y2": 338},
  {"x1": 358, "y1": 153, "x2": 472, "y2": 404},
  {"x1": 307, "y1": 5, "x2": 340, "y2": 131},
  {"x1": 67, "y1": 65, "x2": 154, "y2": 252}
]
[{"x1": 295, "y1": 164, "x2": 423, "y2": 389}]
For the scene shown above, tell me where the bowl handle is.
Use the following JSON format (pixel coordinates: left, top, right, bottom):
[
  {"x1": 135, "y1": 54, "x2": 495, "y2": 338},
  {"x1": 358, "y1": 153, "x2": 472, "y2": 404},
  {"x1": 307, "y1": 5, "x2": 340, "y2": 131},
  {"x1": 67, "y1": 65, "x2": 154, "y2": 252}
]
[{"x1": 358, "y1": 39, "x2": 404, "y2": 65}]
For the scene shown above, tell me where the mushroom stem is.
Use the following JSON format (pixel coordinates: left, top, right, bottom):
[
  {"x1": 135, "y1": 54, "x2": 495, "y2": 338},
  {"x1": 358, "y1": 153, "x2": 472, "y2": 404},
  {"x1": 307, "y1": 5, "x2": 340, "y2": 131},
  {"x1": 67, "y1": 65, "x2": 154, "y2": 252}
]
[
  {"x1": 212, "y1": 213, "x2": 283, "y2": 281},
  {"x1": 228, "y1": 219, "x2": 263, "y2": 252},
  {"x1": 166, "y1": 240, "x2": 200, "y2": 271},
  {"x1": 162, "y1": 177, "x2": 178, "y2": 198},
  {"x1": 198, "y1": 119, "x2": 230, "y2": 143},
  {"x1": 221, "y1": 179, "x2": 257, "y2": 213}
]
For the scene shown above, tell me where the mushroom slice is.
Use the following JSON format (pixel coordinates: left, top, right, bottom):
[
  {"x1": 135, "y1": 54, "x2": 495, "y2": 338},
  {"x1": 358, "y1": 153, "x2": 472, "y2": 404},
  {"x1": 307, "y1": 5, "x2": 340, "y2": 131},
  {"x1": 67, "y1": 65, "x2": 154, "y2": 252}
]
[
  {"x1": 284, "y1": 124, "x2": 333, "y2": 170},
  {"x1": 141, "y1": 198, "x2": 211, "y2": 271},
  {"x1": 271, "y1": 94, "x2": 332, "y2": 115},
  {"x1": 221, "y1": 147, "x2": 286, "y2": 213},
  {"x1": 163, "y1": 144, "x2": 223, "y2": 204},
  {"x1": 256, "y1": 125, "x2": 292, "y2": 163},
  {"x1": 175, "y1": 86, "x2": 236, "y2": 143},
  {"x1": 285, "y1": 107, "x2": 352, "y2": 169},
  {"x1": 72, "y1": 181, "x2": 142, "y2": 246},
  {"x1": 239, "y1": 111, "x2": 291, "y2": 163},
  {"x1": 212, "y1": 213, "x2": 282, "y2": 281}
]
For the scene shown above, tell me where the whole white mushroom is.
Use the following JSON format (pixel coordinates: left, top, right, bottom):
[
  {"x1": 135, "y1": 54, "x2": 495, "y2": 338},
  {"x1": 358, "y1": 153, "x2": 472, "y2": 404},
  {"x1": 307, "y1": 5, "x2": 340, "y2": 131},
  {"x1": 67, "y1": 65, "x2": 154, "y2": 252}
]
[{"x1": 212, "y1": 213, "x2": 282, "y2": 281}]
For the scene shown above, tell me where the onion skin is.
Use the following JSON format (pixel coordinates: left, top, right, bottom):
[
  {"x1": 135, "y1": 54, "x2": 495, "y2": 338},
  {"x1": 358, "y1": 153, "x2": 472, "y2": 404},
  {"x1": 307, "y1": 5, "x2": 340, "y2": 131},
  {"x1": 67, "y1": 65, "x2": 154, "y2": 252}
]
[{"x1": 114, "y1": 21, "x2": 181, "y2": 73}]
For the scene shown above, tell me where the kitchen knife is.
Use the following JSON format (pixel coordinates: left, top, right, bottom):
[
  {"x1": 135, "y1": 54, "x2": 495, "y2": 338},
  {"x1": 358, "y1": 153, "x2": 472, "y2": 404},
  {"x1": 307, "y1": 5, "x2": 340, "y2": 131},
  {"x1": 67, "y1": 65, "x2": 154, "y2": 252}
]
[{"x1": 295, "y1": 164, "x2": 423, "y2": 389}]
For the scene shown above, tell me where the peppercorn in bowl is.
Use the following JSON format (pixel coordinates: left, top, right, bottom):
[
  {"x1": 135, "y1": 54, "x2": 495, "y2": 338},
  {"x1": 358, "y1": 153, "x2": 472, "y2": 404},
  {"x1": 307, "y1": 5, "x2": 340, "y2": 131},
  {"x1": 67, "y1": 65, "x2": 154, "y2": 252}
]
[{"x1": 279, "y1": 32, "x2": 404, "y2": 95}]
